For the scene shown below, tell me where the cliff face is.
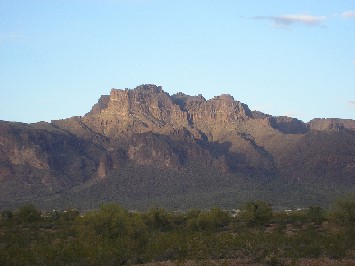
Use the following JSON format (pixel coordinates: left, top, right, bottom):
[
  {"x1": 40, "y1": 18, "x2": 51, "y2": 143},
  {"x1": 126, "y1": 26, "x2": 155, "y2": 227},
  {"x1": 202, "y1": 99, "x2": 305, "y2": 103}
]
[
  {"x1": 52, "y1": 85, "x2": 278, "y2": 173},
  {"x1": 0, "y1": 121, "x2": 127, "y2": 186},
  {"x1": 1, "y1": 84, "x2": 354, "y2": 209},
  {"x1": 308, "y1": 118, "x2": 355, "y2": 131},
  {"x1": 75, "y1": 85, "x2": 254, "y2": 141}
]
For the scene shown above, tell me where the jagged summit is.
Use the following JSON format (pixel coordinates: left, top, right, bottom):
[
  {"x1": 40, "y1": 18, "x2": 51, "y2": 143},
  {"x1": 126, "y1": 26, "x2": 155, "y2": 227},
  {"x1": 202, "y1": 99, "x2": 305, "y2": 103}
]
[
  {"x1": 80, "y1": 84, "x2": 255, "y2": 140},
  {"x1": 75, "y1": 84, "x2": 355, "y2": 140},
  {"x1": 87, "y1": 84, "x2": 252, "y2": 118}
]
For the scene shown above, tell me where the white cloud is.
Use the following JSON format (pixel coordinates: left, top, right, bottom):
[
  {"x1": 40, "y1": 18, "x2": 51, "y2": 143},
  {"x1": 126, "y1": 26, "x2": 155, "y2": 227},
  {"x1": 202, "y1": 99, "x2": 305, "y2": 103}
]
[
  {"x1": 349, "y1": 101, "x2": 355, "y2": 107},
  {"x1": 342, "y1": 10, "x2": 355, "y2": 18},
  {"x1": 352, "y1": 59, "x2": 355, "y2": 65},
  {"x1": 256, "y1": 14, "x2": 326, "y2": 28}
]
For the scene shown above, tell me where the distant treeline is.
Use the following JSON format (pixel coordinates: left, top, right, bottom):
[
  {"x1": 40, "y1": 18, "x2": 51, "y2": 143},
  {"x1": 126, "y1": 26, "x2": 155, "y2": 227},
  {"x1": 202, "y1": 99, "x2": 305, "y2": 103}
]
[{"x1": 0, "y1": 194, "x2": 354, "y2": 265}]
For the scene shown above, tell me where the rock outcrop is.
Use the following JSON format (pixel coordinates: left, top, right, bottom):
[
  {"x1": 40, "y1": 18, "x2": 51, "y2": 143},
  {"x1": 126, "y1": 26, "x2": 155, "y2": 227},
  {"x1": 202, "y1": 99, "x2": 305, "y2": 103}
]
[{"x1": 308, "y1": 118, "x2": 355, "y2": 131}]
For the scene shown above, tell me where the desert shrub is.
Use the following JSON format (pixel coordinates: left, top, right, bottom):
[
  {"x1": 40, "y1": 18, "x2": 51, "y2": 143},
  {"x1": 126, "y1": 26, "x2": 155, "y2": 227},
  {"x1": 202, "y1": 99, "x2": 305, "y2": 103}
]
[
  {"x1": 143, "y1": 207, "x2": 173, "y2": 231},
  {"x1": 75, "y1": 203, "x2": 149, "y2": 264},
  {"x1": 14, "y1": 204, "x2": 42, "y2": 224},
  {"x1": 239, "y1": 201, "x2": 273, "y2": 226},
  {"x1": 306, "y1": 205, "x2": 326, "y2": 224},
  {"x1": 187, "y1": 208, "x2": 230, "y2": 231},
  {"x1": 329, "y1": 193, "x2": 355, "y2": 227}
]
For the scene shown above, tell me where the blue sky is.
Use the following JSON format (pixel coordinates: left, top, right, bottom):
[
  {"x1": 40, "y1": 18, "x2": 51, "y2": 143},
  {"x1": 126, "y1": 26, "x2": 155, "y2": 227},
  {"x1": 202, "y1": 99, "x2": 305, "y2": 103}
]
[{"x1": 1, "y1": 0, "x2": 354, "y2": 123}]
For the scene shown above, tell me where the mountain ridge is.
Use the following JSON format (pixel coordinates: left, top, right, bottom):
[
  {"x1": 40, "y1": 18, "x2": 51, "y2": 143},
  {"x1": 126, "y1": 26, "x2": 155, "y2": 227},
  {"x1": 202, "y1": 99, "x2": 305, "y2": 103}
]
[{"x1": 1, "y1": 84, "x2": 354, "y2": 210}]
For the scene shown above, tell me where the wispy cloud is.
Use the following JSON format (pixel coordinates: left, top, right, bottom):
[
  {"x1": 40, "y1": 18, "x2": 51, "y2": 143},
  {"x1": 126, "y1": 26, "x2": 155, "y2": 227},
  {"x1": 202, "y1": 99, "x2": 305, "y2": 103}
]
[
  {"x1": 349, "y1": 101, "x2": 355, "y2": 107},
  {"x1": 342, "y1": 10, "x2": 355, "y2": 19},
  {"x1": 256, "y1": 14, "x2": 326, "y2": 28},
  {"x1": 352, "y1": 59, "x2": 355, "y2": 65}
]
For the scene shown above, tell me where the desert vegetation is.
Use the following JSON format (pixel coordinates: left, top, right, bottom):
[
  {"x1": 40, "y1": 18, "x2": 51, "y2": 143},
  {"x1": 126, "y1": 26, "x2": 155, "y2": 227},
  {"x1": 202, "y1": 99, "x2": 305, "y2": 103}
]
[{"x1": 0, "y1": 194, "x2": 354, "y2": 265}]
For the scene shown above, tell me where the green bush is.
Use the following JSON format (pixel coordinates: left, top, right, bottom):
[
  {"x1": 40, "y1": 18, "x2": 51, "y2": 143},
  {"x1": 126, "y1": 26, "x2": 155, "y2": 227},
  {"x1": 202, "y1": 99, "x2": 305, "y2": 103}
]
[
  {"x1": 329, "y1": 193, "x2": 355, "y2": 227},
  {"x1": 1, "y1": 197, "x2": 355, "y2": 265},
  {"x1": 75, "y1": 203, "x2": 149, "y2": 264},
  {"x1": 306, "y1": 205, "x2": 326, "y2": 224},
  {"x1": 143, "y1": 207, "x2": 172, "y2": 231},
  {"x1": 187, "y1": 208, "x2": 230, "y2": 231},
  {"x1": 239, "y1": 201, "x2": 273, "y2": 226},
  {"x1": 14, "y1": 204, "x2": 42, "y2": 224}
]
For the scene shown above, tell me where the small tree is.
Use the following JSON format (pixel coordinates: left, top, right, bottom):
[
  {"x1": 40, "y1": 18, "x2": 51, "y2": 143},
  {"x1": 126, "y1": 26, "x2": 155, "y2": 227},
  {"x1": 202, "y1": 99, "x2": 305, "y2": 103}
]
[
  {"x1": 306, "y1": 205, "x2": 325, "y2": 224},
  {"x1": 0, "y1": 210, "x2": 13, "y2": 221},
  {"x1": 144, "y1": 208, "x2": 171, "y2": 231},
  {"x1": 329, "y1": 193, "x2": 355, "y2": 227},
  {"x1": 239, "y1": 201, "x2": 273, "y2": 226},
  {"x1": 15, "y1": 204, "x2": 42, "y2": 224}
]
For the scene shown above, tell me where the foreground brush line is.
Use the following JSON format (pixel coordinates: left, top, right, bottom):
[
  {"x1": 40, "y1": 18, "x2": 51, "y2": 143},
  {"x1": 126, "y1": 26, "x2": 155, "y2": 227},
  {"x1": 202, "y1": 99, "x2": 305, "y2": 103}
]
[
  {"x1": 140, "y1": 259, "x2": 355, "y2": 266},
  {"x1": 0, "y1": 195, "x2": 354, "y2": 265}
]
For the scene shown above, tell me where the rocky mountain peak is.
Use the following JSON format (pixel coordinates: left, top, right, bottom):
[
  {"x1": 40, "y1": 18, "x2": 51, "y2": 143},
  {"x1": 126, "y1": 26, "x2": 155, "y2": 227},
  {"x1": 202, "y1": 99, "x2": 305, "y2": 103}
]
[
  {"x1": 211, "y1": 94, "x2": 235, "y2": 101},
  {"x1": 133, "y1": 84, "x2": 164, "y2": 93},
  {"x1": 79, "y1": 85, "x2": 257, "y2": 140}
]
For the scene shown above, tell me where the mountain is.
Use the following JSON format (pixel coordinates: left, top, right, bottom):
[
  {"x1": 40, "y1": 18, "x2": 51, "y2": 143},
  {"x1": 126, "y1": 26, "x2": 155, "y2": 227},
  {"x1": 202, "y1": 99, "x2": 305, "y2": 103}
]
[{"x1": 1, "y1": 84, "x2": 354, "y2": 210}]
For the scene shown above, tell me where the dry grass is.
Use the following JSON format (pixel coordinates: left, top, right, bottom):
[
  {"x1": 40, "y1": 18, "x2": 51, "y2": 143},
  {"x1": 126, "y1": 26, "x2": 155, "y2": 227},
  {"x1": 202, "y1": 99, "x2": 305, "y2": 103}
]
[{"x1": 138, "y1": 258, "x2": 355, "y2": 266}]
